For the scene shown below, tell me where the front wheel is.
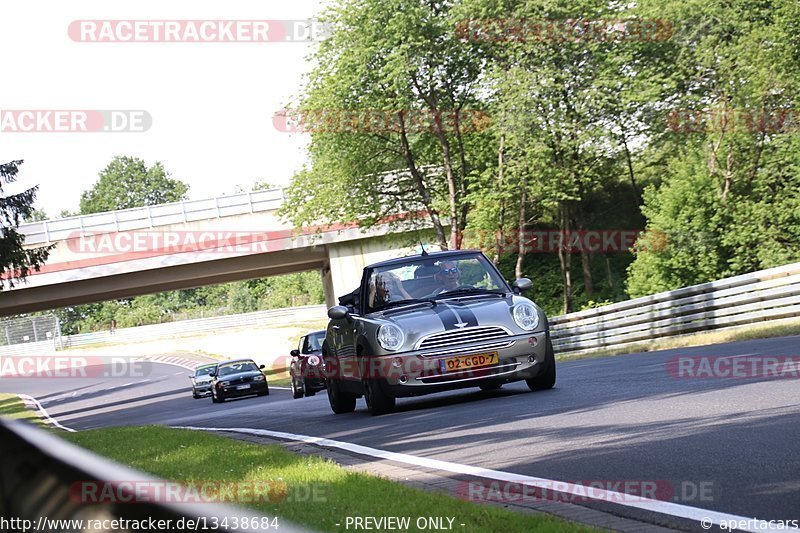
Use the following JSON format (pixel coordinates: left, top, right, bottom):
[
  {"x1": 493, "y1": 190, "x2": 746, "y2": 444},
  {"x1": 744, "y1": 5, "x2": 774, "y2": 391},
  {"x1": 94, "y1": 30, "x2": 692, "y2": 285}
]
[
  {"x1": 526, "y1": 337, "x2": 556, "y2": 391},
  {"x1": 364, "y1": 380, "x2": 395, "y2": 416},
  {"x1": 327, "y1": 379, "x2": 356, "y2": 414},
  {"x1": 211, "y1": 388, "x2": 223, "y2": 403},
  {"x1": 291, "y1": 375, "x2": 304, "y2": 399}
]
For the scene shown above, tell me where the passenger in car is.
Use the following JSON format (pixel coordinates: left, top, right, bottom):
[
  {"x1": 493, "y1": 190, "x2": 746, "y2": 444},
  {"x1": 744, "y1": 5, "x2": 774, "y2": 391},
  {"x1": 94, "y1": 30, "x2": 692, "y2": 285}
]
[{"x1": 369, "y1": 272, "x2": 413, "y2": 307}]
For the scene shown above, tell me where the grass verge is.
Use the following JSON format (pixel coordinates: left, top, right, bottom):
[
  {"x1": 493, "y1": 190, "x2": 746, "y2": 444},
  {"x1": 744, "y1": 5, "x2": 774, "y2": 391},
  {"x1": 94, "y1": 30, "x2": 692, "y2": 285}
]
[
  {"x1": 64, "y1": 426, "x2": 594, "y2": 533},
  {"x1": 0, "y1": 393, "x2": 46, "y2": 427},
  {"x1": 557, "y1": 317, "x2": 800, "y2": 361},
  {"x1": 264, "y1": 366, "x2": 291, "y2": 387}
]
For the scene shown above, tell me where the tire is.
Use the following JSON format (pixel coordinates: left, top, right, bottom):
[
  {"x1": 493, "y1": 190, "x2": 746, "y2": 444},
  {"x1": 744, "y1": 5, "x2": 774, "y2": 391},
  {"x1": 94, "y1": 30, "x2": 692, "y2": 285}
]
[
  {"x1": 363, "y1": 379, "x2": 395, "y2": 416},
  {"x1": 306, "y1": 390, "x2": 316, "y2": 397},
  {"x1": 211, "y1": 388, "x2": 223, "y2": 403},
  {"x1": 291, "y1": 376, "x2": 304, "y2": 399},
  {"x1": 526, "y1": 336, "x2": 556, "y2": 391},
  {"x1": 479, "y1": 382, "x2": 503, "y2": 391},
  {"x1": 327, "y1": 379, "x2": 356, "y2": 414},
  {"x1": 192, "y1": 390, "x2": 200, "y2": 399}
]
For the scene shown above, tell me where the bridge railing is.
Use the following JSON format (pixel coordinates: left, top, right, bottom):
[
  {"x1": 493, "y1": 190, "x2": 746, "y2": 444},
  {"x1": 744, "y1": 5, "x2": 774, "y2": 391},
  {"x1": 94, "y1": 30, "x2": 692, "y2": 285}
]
[
  {"x1": 19, "y1": 188, "x2": 287, "y2": 245},
  {"x1": 550, "y1": 261, "x2": 800, "y2": 354}
]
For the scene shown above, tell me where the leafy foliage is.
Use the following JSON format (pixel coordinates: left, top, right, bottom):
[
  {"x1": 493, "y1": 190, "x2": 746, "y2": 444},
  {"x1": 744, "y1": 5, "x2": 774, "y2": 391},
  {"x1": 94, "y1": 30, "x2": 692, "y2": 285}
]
[
  {"x1": 79, "y1": 156, "x2": 189, "y2": 214},
  {"x1": 0, "y1": 160, "x2": 52, "y2": 289}
]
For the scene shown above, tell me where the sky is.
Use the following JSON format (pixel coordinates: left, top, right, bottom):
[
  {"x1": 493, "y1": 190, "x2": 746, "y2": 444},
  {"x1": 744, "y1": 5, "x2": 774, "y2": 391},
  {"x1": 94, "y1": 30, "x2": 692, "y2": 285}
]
[{"x1": 0, "y1": 0, "x2": 326, "y2": 216}]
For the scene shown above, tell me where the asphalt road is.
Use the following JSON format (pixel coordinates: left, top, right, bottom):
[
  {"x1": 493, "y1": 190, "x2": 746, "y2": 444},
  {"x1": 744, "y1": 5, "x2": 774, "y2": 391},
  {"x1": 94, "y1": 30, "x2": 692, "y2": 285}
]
[{"x1": 2, "y1": 336, "x2": 799, "y2": 530}]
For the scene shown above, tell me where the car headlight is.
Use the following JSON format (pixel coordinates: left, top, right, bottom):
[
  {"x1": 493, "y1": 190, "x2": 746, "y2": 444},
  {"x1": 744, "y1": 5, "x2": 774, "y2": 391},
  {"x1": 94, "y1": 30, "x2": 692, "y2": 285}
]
[
  {"x1": 377, "y1": 324, "x2": 405, "y2": 351},
  {"x1": 219, "y1": 381, "x2": 230, "y2": 387},
  {"x1": 307, "y1": 355, "x2": 321, "y2": 366},
  {"x1": 253, "y1": 375, "x2": 265, "y2": 382},
  {"x1": 513, "y1": 303, "x2": 540, "y2": 331}
]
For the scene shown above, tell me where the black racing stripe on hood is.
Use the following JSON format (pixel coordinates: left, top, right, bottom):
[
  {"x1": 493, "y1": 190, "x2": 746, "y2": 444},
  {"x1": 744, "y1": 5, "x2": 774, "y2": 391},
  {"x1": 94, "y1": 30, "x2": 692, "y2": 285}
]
[
  {"x1": 447, "y1": 303, "x2": 479, "y2": 328},
  {"x1": 432, "y1": 304, "x2": 461, "y2": 330}
]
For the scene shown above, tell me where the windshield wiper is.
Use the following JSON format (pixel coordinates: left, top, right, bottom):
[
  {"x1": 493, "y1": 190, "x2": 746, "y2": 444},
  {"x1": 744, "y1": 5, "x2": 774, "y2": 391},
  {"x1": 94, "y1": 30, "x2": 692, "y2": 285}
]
[
  {"x1": 373, "y1": 298, "x2": 437, "y2": 313},
  {"x1": 433, "y1": 287, "x2": 506, "y2": 299}
]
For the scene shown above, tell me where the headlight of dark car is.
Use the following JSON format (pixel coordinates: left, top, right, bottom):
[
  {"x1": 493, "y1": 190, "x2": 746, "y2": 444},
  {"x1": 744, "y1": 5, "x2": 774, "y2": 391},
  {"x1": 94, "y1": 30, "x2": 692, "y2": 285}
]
[
  {"x1": 253, "y1": 375, "x2": 265, "y2": 382},
  {"x1": 377, "y1": 323, "x2": 405, "y2": 351},
  {"x1": 512, "y1": 302, "x2": 540, "y2": 331},
  {"x1": 306, "y1": 355, "x2": 321, "y2": 366},
  {"x1": 219, "y1": 381, "x2": 230, "y2": 387}
]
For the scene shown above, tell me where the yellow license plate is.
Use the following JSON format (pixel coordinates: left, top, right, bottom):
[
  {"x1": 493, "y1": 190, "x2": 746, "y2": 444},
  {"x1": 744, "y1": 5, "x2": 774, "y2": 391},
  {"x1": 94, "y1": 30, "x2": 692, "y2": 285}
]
[{"x1": 440, "y1": 352, "x2": 499, "y2": 373}]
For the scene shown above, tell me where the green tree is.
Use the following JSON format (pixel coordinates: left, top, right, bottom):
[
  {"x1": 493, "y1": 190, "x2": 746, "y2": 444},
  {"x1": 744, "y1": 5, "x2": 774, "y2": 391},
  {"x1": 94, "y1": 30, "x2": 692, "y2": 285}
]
[
  {"x1": 79, "y1": 156, "x2": 189, "y2": 214},
  {"x1": 0, "y1": 160, "x2": 52, "y2": 289},
  {"x1": 627, "y1": 0, "x2": 800, "y2": 296},
  {"x1": 280, "y1": 0, "x2": 490, "y2": 249},
  {"x1": 23, "y1": 208, "x2": 49, "y2": 222}
]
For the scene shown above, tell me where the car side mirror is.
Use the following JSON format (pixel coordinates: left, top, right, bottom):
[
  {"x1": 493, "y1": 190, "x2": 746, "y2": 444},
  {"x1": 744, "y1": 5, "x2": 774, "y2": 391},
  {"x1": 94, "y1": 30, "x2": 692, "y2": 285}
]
[
  {"x1": 209, "y1": 372, "x2": 216, "y2": 378},
  {"x1": 259, "y1": 364, "x2": 265, "y2": 369},
  {"x1": 290, "y1": 349, "x2": 300, "y2": 357},
  {"x1": 327, "y1": 305, "x2": 349, "y2": 320},
  {"x1": 513, "y1": 278, "x2": 533, "y2": 293}
]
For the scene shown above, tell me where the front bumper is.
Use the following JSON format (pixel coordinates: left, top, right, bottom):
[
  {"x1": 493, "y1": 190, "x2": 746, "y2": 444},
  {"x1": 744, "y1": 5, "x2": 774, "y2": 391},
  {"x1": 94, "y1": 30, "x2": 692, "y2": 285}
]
[
  {"x1": 366, "y1": 330, "x2": 548, "y2": 397},
  {"x1": 192, "y1": 382, "x2": 212, "y2": 395},
  {"x1": 217, "y1": 381, "x2": 268, "y2": 398}
]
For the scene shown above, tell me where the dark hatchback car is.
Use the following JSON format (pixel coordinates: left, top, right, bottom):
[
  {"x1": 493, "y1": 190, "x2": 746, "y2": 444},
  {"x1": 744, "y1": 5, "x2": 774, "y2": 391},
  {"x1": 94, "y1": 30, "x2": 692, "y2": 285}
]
[
  {"x1": 290, "y1": 330, "x2": 327, "y2": 399},
  {"x1": 210, "y1": 359, "x2": 269, "y2": 403}
]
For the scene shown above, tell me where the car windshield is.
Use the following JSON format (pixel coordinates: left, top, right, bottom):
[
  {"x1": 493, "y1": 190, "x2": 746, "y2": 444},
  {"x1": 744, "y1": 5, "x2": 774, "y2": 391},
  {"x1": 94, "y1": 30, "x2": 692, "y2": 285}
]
[
  {"x1": 217, "y1": 362, "x2": 258, "y2": 376},
  {"x1": 302, "y1": 331, "x2": 325, "y2": 354},
  {"x1": 194, "y1": 366, "x2": 215, "y2": 377},
  {"x1": 367, "y1": 254, "x2": 507, "y2": 312}
]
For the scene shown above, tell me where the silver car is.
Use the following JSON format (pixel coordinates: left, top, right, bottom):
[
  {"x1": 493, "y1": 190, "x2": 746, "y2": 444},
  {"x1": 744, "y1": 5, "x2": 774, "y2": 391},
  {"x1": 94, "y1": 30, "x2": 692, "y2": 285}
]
[
  {"x1": 323, "y1": 249, "x2": 555, "y2": 415},
  {"x1": 190, "y1": 363, "x2": 216, "y2": 398}
]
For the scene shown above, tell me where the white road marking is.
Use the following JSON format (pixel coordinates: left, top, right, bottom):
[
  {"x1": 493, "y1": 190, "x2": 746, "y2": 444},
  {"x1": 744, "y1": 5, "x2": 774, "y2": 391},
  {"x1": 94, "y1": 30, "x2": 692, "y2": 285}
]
[
  {"x1": 17, "y1": 394, "x2": 76, "y2": 432},
  {"x1": 177, "y1": 426, "x2": 797, "y2": 533}
]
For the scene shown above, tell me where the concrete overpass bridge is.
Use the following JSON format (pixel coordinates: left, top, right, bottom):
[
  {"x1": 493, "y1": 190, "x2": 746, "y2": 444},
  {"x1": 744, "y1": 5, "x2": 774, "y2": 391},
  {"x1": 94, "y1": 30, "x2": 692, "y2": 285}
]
[{"x1": 1, "y1": 189, "x2": 437, "y2": 316}]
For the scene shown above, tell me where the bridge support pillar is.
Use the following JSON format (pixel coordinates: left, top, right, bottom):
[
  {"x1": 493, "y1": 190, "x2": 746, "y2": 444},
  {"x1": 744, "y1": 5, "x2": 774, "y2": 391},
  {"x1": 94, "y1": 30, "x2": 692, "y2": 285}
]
[{"x1": 321, "y1": 261, "x2": 335, "y2": 309}]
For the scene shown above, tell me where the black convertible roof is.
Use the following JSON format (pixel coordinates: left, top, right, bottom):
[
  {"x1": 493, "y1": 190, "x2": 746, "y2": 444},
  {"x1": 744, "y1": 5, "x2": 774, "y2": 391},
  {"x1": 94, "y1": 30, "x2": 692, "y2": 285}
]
[{"x1": 366, "y1": 249, "x2": 484, "y2": 269}]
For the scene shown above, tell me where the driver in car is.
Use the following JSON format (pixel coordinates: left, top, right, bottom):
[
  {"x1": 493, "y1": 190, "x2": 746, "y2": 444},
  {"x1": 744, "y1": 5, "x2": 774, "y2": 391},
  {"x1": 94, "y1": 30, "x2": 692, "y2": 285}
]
[{"x1": 432, "y1": 261, "x2": 461, "y2": 294}]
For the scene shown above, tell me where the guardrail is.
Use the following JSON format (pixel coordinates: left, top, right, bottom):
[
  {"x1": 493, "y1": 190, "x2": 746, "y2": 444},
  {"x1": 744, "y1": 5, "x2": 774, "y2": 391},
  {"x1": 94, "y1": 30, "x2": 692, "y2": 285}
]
[
  {"x1": 61, "y1": 305, "x2": 327, "y2": 349},
  {"x1": 19, "y1": 188, "x2": 287, "y2": 245},
  {"x1": 0, "y1": 418, "x2": 307, "y2": 533},
  {"x1": 550, "y1": 261, "x2": 800, "y2": 353}
]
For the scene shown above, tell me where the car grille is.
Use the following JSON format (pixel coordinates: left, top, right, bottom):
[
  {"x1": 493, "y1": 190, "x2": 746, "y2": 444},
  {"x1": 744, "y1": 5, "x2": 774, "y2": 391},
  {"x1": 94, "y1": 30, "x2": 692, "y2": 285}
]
[{"x1": 416, "y1": 326, "x2": 511, "y2": 350}]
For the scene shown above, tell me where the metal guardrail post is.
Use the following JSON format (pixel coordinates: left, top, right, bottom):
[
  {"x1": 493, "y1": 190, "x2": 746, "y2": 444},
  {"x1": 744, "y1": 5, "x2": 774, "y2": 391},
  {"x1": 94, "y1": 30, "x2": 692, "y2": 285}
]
[
  {"x1": 215, "y1": 197, "x2": 221, "y2": 218},
  {"x1": 147, "y1": 205, "x2": 154, "y2": 227},
  {"x1": 43, "y1": 220, "x2": 51, "y2": 242},
  {"x1": 248, "y1": 192, "x2": 254, "y2": 213}
]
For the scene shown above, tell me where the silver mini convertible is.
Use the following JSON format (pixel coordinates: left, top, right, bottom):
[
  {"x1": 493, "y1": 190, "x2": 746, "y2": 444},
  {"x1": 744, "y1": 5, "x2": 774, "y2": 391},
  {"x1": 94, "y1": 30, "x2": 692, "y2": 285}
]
[{"x1": 323, "y1": 249, "x2": 556, "y2": 415}]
